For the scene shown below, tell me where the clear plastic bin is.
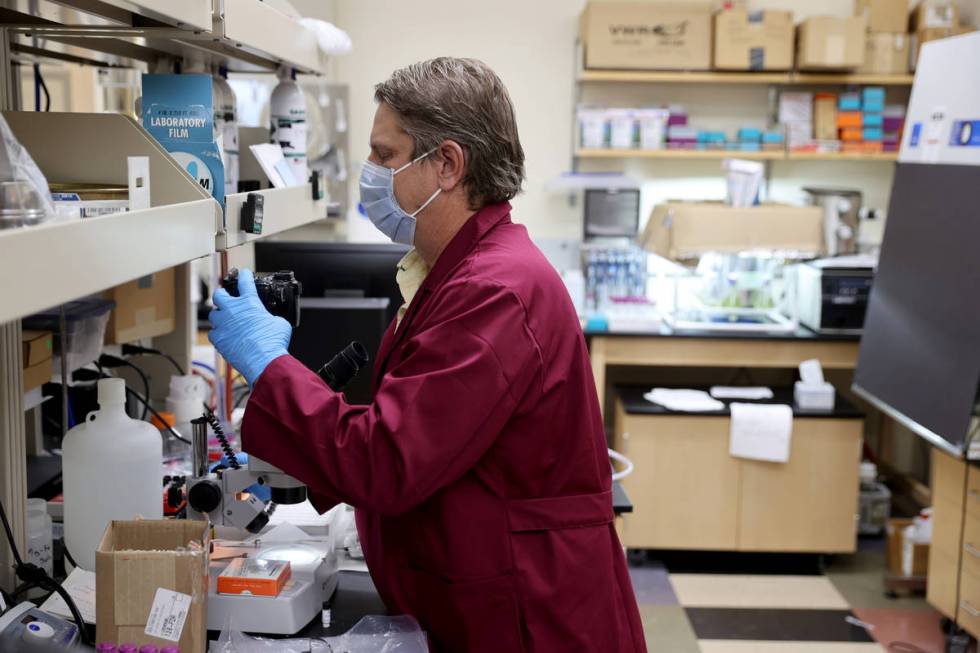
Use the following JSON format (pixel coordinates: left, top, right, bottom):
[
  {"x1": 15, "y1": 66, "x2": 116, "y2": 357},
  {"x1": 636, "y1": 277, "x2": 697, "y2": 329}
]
[
  {"x1": 858, "y1": 482, "x2": 892, "y2": 536},
  {"x1": 23, "y1": 298, "x2": 115, "y2": 374}
]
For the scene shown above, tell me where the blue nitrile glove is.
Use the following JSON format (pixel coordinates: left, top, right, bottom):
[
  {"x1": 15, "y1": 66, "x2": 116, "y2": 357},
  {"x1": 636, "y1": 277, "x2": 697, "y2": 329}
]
[{"x1": 209, "y1": 268, "x2": 292, "y2": 386}]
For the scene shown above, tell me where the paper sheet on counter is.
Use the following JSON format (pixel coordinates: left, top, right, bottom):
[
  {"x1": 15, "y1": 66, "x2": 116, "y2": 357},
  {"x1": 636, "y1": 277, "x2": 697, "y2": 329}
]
[
  {"x1": 644, "y1": 388, "x2": 725, "y2": 412},
  {"x1": 729, "y1": 402, "x2": 793, "y2": 463},
  {"x1": 40, "y1": 567, "x2": 96, "y2": 624}
]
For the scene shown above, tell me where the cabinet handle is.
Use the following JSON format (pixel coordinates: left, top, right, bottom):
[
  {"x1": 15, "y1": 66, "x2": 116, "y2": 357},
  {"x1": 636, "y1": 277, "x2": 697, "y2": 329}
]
[
  {"x1": 962, "y1": 601, "x2": 980, "y2": 618},
  {"x1": 967, "y1": 543, "x2": 980, "y2": 559}
]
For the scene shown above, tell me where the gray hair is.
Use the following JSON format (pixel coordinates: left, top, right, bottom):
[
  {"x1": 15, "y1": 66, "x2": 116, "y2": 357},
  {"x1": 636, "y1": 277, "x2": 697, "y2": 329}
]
[{"x1": 374, "y1": 57, "x2": 525, "y2": 210}]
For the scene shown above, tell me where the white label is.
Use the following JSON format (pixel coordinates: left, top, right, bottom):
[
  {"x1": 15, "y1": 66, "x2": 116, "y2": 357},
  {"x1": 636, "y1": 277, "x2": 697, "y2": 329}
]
[
  {"x1": 922, "y1": 105, "x2": 947, "y2": 163},
  {"x1": 144, "y1": 588, "x2": 191, "y2": 643},
  {"x1": 0, "y1": 589, "x2": 7, "y2": 613}
]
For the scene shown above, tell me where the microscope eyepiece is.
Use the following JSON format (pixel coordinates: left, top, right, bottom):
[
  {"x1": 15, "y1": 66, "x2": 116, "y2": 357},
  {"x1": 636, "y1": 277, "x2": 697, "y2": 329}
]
[{"x1": 318, "y1": 341, "x2": 370, "y2": 392}]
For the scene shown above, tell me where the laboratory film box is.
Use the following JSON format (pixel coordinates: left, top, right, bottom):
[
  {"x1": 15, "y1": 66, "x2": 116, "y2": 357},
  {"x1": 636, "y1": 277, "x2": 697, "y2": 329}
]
[
  {"x1": 96, "y1": 520, "x2": 210, "y2": 653},
  {"x1": 713, "y1": 10, "x2": 793, "y2": 70},
  {"x1": 103, "y1": 268, "x2": 176, "y2": 345},
  {"x1": 580, "y1": 1, "x2": 712, "y2": 70},
  {"x1": 910, "y1": 1, "x2": 959, "y2": 31},
  {"x1": 859, "y1": 33, "x2": 910, "y2": 74},
  {"x1": 639, "y1": 202, "x2": 824, "y2": 261},
  {"x1": 854, "y1": 0, "x2": 909, "y2": 33},
  {"x1": 796, "y1": 17, "x2": 867, "y2": 70}
]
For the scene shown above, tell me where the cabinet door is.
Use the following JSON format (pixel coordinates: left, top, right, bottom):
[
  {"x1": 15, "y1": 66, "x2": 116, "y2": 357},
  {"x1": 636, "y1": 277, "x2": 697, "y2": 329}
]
[
  {"x1": 957, "y1": 567, "x2": 980, "y2": 638},
  {"x1": 615, "y1": 408, "x2": 739, "y2": 550},
  {"x1": 738, "y1": 419, "x2": 862, "y2": 552}
]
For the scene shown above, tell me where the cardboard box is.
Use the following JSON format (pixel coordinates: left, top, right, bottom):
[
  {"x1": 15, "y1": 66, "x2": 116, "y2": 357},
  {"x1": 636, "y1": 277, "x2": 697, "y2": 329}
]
[
  {"x1": 910, "y1": 1, "x2": 959, "y2": 30},
  {"x1": 911, "y1": 26, "x2": 976, "y2": 69},
  {"x1": 713, "y1": 10, "x2": 794, "y2": 70},
  {"x1": 103, "y1": 268, "x2": 176, "y2": 345},
  {"x1": 855, "y1": 0, "x2": 909, "y2": 33},
  {"x1": 639, "y1": 202, "x2": 824, "y2": 260},
  {"x1": 21, "y1": 330, "x2": 52, "y2": 368},
  {"x1": 797, "y1": 17, "x2": 868, "y2": 70},
  {"x1": 217, "y1": 558, "x2": 292, "y2": 597},
  {"x1": 814, "y1": 93, "x2": 838, "y2": 141},
  {"x1": 580, "y1": 1, "x2": 712, "y2": 70},
  {"x1": 859, "y1": 32, "x2": 910, "y2": 73},
  {"x1": 96, "y1": 520, "x2": 209, "y2": 653},
  {"x1": 23, "y1": 357, "x2": 52, "y2": 392}
]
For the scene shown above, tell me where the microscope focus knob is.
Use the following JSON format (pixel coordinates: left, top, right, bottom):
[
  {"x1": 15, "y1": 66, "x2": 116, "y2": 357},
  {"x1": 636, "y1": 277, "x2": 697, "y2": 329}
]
[{"x1": 188, "y1": 480, "x2": 223, "y2": 514}]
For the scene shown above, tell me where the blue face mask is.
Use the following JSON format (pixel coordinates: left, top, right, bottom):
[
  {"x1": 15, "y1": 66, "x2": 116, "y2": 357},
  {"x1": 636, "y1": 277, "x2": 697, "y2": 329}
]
[{"x1": 359, "y1": 148, "x2": 442, "y2": 245}]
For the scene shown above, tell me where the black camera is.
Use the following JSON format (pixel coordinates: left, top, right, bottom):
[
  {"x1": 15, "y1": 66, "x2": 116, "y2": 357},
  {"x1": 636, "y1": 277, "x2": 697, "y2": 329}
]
[{"x1": 221, "y1": 268, "x2": 302, "y2": 328}]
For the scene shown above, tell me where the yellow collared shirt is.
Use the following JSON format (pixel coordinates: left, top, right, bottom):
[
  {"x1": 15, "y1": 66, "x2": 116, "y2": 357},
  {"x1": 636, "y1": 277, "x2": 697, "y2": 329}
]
[{"x1": 394, "y1": 248, "x2": 430, "y2": 330}]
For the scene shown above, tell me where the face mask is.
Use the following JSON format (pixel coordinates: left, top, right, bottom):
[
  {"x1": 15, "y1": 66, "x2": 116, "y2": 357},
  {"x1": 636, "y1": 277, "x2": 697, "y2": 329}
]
[{"x1": 359, "y1": 148, "x2": 442, "y2": 245}]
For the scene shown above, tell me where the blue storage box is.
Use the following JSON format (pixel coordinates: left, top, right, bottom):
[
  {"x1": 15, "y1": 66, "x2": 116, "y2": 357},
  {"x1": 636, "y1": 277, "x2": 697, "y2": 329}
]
[
  {"x1": 863, "y1": 113, "x2": 883, "y2": 127},
  {"x1": 862, "y1": 87, "x2": 886, "y2": 102},
  {"x1": 839, "y1": 93, "x2": 861, "y2": 111},
  {"x1": 737, "y1": 127, "x2": 763, "y2": 142},
  {"x1": 762, "y1": 131, "x2": 785, "y2": 144},
  {"x1": 863, "y1": 127, "x2": 884, "y2": 141}
]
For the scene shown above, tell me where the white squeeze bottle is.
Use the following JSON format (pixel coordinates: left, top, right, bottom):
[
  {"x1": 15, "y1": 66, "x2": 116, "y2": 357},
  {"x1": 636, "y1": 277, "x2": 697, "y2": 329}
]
[
  {"x1": 62, "y1": 379, "x2": 162, "y2": 570},
  {"x1": 213, "y1": 65, "x2": 239, "y2": 194},
  {"x1": 270, "y1": 65, "x2": 308, "y2": 184}
]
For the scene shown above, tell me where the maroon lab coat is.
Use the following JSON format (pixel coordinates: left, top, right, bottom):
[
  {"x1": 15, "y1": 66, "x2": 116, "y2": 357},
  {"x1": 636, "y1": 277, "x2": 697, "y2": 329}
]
[{"x1": 242, "y1": 201, "x2": 646, "y2": 652}]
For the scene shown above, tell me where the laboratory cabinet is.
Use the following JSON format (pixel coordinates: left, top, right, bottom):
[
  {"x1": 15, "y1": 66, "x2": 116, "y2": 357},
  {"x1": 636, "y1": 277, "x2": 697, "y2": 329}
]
[
  {"x1": 927, "y1": 449, "x2": 980, "y2": 638},
  {"x1": 612, "y1": 386, "x2": 863, "y2": 553}
]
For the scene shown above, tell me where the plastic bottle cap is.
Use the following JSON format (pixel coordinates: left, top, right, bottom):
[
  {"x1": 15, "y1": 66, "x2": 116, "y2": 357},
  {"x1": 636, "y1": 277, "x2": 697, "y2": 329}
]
[
  {"x1": 160, "y1": 647, "x2": 180, "y2": 653},
  {"x1": 97, "y1": 378, "x2": 127, "y2": 405},
  {"x1": 151, "y1": 411, "x2": 176, "y2": 430},
  {"x1": 139, "y1": 645, "x2": 159, "y2": 653},
  {"x1": 96, "y1": 644, "x2": 117, "y2": 653}
]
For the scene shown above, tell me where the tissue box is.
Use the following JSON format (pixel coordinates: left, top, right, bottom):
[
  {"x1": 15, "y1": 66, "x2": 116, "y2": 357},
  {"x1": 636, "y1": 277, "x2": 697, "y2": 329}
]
[{"x1": 794, "y1": 381, "x2": 835, "y2": 410}]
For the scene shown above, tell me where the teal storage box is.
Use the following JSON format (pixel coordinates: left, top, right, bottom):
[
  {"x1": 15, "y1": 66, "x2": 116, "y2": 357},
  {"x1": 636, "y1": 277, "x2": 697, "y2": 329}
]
[
  {"x1": 863, "y1": 127, "x2": 883, "y2": 141},
  {"x1": 863, "y1": 113, "x2": 883, "y2": 127}
]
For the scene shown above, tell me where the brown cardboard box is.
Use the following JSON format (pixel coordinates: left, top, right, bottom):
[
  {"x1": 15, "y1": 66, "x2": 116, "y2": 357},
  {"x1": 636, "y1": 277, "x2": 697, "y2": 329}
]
[
  {"x1": 21, "y1": 330, "x2": 52, "y2": 367},
  {"x1": 859, "y1": 32, "x2": 910, "y2": 74},
  {"x1": 639, "y1": 202, "x2": 824, "y2": 260},
  {"x1": 96, "y1": 520, "x2": 209, "y2": 653},
  {"x1": 713, "y1": 10, "x2": 794, "y2": 70},
  {"x1": 814, "y1": 93, "x2": 838, "y2": 141},
  {"x1": 796, "y1": 16, "x2": 868, "y2": 70},
  {"x1": 103, "y1": 267, "x2": 176, "y2": 345},
  {"x1": 911, "y1": 26, "x2": 976, "y2": 69},
  {"x1": 23, "y1": 358, "x2": 52, "y2": 392},
  {"x1": 910, "y1": 1, "x2": 959, "y2": 31},
  {"x1": 855, "y1": 0, "x2": 909, "y2": 33},
  {"x1": 580, "y1": 1, "x2": 712, "y2": 70},
  {"x1": 884, "y1": 518, "x2": 912, "y2": 575}
]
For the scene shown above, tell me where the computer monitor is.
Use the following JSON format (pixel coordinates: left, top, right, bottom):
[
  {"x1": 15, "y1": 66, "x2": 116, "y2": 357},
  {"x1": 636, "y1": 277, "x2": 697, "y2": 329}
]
[
  {"x1": 255, "y1": 241, "x2": 409, "y2": 325},
  {"x1": 256, "y1": 241, "x2": 409, "y2": 403}
]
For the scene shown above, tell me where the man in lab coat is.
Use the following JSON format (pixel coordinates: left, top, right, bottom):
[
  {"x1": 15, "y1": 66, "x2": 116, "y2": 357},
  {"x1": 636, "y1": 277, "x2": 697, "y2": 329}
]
[{"x1": 209, "y1": 57, "x2": 646, "y2": 652}]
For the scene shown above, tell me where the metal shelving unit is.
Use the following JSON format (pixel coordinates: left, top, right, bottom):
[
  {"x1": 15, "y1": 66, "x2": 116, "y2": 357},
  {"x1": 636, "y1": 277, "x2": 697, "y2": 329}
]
[
  {"x1": 575, "y1": 148, "x2": 899, "y2": 163},
  {"x1": 578, "y1": 70, "x2": 914, "y2": 86},
  {"x1": 0, "y1": 1, "x2": 331, "y2": 583}
]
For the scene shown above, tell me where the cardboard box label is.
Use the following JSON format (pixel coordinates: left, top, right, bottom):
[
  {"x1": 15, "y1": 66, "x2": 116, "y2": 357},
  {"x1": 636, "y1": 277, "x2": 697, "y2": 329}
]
[
  {"x1": 581, "y1": 2, "x2": 711, "y2": 70},
  {"x1": 144, "y1": 588, "x2": 191, "y2": 642}
]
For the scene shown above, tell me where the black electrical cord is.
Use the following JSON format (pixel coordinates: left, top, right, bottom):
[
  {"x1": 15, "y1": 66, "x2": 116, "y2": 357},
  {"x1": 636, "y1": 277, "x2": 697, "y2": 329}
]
[
  {"x1": 32, "y1": 63, "x2": 40, "y2": 112},
  {"x1": 204, "y1": 405, "x2": 240, "y2": 470},
  {"x1": 120, "y1": 344, "x2": 186, "y2": 376},
  {"x1": 0, "y1": 495, "x2": 91, "y2": 645}
]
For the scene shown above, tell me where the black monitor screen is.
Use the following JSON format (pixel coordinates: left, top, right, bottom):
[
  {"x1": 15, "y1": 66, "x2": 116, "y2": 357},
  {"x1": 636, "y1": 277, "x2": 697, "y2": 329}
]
[{"x1": 853, "y1": 162, "x2": 980, "y2": 454}]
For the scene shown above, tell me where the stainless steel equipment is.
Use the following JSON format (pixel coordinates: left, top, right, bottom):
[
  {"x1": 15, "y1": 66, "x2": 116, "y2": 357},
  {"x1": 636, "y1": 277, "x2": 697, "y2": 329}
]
[
  {"x1": 804, "y1": 187, "x2": 863, "y2": 256},
  {"x1": 797, "y1": 261, "x2": 874, "y2": 334}
]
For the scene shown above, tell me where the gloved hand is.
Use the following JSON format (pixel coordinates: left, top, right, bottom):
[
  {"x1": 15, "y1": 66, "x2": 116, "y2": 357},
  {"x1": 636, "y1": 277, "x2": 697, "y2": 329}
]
[{"x1": 209, "y1": 268, "x2": 292, "y2": 386}]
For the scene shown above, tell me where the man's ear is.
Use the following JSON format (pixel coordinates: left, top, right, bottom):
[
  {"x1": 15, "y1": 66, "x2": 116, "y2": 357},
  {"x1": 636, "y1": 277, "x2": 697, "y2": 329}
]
[{"x1": 434, "y1": 140, "x2": 466, "y2": 191}]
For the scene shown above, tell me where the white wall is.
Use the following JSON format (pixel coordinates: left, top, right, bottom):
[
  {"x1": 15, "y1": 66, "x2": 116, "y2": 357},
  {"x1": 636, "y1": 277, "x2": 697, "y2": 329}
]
[{"x1": 291, "y1": 0, "x2": 977, "y2": 240}]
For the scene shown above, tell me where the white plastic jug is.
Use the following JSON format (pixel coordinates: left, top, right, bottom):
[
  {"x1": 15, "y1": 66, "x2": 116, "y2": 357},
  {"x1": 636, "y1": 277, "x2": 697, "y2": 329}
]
[
  {"x1": 270, "y1": 66, "x2": 308, "y2": 185},
  {"x1": 62, "y1": 378, "x2": 162, "y2": 570}
]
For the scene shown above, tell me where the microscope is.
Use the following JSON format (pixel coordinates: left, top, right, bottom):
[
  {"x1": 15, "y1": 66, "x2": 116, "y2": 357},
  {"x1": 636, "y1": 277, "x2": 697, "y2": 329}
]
[
  {"x1": 186, "y1": 268, "x2": 370, "y2": 633},
  {"x1": 184, "y1": 340, "x2": 369, "y2": 529}
]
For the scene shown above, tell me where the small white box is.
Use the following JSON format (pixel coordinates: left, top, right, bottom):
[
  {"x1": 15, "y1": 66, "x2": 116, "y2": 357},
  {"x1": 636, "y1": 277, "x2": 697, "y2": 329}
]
[{"x1": 794, "y1": 381, "x2": 835, "y2": 410}]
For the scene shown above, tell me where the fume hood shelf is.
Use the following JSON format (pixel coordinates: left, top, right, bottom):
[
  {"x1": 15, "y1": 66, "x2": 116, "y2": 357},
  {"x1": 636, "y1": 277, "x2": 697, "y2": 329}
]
[
  {"x1": 8, "y1": 0, "x2": 327, "y2": 74},
  {"x1": 217, "y1": 184, "x2": 330, "y2": 250},
  {"x1": 0, "y1": 202, "x2": 216, "y2": 324}
]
